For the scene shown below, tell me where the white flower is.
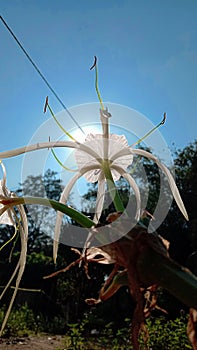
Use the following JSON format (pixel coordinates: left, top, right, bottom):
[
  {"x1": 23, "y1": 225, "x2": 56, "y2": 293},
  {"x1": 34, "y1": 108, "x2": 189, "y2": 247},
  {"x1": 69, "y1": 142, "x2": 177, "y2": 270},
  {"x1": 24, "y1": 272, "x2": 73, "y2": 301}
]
[
  {"x1": 52, "y1": 108, "x2": 188, "y2": 261},
  {"x1": 0, "y1": 107, "x2": 188, "y2": 264},
  {"x1": 75, "y1": 133, "x2": 133, "y2": 182},
  {"x1": 0, "y1": 161, "x2": 28, "y2": 336}
]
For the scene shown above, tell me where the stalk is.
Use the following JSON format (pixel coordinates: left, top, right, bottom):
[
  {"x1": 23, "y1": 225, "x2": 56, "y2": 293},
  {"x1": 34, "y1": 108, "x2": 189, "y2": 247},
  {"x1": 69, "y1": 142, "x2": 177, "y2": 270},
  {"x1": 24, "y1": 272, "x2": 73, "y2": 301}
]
[{"x1": 102, "y1": 161, "x2": 125, "y2": 213}]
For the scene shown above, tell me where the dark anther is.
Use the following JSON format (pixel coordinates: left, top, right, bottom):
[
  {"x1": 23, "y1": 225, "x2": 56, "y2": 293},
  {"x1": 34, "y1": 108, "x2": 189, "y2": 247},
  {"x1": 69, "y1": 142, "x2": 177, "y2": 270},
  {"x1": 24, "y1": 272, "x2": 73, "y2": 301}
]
[
  {"x1": 161, "y1": 112, "x2": 167, "y2": 125},
  {"x1": 44, "y1": 96, "x2": 49, "y2": 113},
  {"x1": 90, "y1": 56, "x2": 97, "y2": 70}
]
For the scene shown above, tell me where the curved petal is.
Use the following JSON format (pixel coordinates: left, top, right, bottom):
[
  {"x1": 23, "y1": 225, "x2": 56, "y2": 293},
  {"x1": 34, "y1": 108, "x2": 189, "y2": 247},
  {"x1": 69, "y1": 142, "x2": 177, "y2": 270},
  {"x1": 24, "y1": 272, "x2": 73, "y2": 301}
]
[
  {"x1": 81, "y1": 173, "x2": 105, "y2": 257},
  {"x1": 53, "y1": 172, "x2": 82, "y2": 263},
  {"x1": 75, "y1": 134, "x2": 104, "y2": 182},
  {"x1": 0, "y1": 162, "x2": 15, "y2": 226},
  {"x1": 75, "y1": 133, "x2": 133, "y2": 182},
  {"x1": 0, "y1": 204, "x2": 28, "y2": 336},
  {"x1": 131, "y1": 148, "x2": 189, "y2": 221},
  {"x1": 111, "y1": 164, "x2": 141, "y2": 221},
  {"x1": 53, "y1": 164, "x2": 103, "y2": 263},
  {"x1": 108, "y1": 136, "x2": 133, "y2": 179},
  {"x1": 0, "y1": 141, "x2": 103, "y2": 165},
  {"x1": 108, "y1": 135, "x2": 133, "y2": 176},
  {"x1": 93, "y1": 172, "x2": 106, "y2": 224},
  {"x1": 0, "y1": 204, "x2": 14, "y2": 226},
  {"x1": 0, "y1": 141, "x2": 76, "y2": 159},
  {"x1": 110, "y1": 146, "x2": 130, "y2": 160}
]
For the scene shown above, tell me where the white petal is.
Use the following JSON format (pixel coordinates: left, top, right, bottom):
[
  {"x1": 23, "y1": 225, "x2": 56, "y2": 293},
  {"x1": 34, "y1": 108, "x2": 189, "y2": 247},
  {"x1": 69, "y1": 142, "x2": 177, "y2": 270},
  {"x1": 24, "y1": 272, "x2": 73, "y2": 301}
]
[
  {"x1": 93, "y1": 173, "x2": 106, "y2": 224},
  {"x1": 156, "y1": 161, "x2": 189, "y2": 221},
  {"x1": 82, "y1": 168, "x2": 103, "y2": 183},
  {"x1": 75, "y1": 133, "x2": 133, "y2": 182},
  {"x1": 0, "y1": 205, "x2": 28, "y2": 336},
  {"x1": 75, "y1": 135, "x2": 103, "y2": 163},
  {"x1": 110, "y1": 143, "x2": 133, "y2": 176},
  {"x1": 0, "y1": 208, "x2": 14, "y2": 226},
  {"x1": 108, "y1": 135, "x2": 132, "y2": 167},
  {"x1": 0, "y1": 162, "x2": 15, "y2": 226},
  {"x1": 109, "y1": 135, "x2": 133, "y2": 180},
  {"x1": 131, "y1": 148, "x2": 189, "y2": 221},
  {"x1": 0, "y1": 141, "x2": 76, "y2": 159},
  {"x1": 111, "y1": 165, "x2": 141, "y2": 221},
  {"x1": 108, "y1": 134, "x2": 129, "y2": 154},
  {"x1": 53, "y1": 172, "x2": 82, "y2": 263},
  {"x1": 53, "y1": 164, "x2": 103, "y2": 262},
  {"x1": 81, "y1": 173, "x2": 105, "y2": 256}
]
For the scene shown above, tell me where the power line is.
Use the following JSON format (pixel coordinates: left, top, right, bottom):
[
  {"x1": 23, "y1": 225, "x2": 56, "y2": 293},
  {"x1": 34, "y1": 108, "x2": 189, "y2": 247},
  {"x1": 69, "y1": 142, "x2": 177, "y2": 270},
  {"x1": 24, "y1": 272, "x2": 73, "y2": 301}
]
[{"x1": 0, "y1": 15, "x2": 85, "y2": 134}]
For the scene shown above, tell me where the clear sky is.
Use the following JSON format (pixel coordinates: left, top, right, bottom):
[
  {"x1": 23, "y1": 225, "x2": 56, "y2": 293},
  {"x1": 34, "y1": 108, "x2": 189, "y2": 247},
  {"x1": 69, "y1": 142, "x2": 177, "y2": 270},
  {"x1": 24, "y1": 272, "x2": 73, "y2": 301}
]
[{"x1": 0, "y1": 0, "x2": 197, "y2": 190}]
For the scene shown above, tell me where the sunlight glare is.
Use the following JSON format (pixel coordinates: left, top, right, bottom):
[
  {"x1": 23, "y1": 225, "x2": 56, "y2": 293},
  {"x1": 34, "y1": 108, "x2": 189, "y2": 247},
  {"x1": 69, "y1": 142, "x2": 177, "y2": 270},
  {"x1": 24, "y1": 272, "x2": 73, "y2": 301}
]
[{"x1": 71, "y1": 125, "x2": 101, "y2": 143}]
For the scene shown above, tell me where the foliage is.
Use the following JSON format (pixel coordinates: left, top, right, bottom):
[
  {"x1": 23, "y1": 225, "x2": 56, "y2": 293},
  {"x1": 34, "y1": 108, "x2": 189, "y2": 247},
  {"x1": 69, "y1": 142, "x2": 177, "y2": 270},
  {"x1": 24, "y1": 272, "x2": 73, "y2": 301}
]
[
  {"x1": 66, "y1": 320, "x2": 87, "y2": 350},
  {"x1": 143, "y1": 316, "x2": 192, "y2": 350},
  {"x1": 26, "y1": 251, "x2": 53, "y2": 265},
  {"x1": 0, "y1": 303, "x2": 69, "y2": 337},
  {"x1": 0, "y1": 304, "x2": 191, "y2": 350},
  {"x1": 174, "y1": 140, "x2": 197, "y2": 251},
  {"x1": 63, "y1": 315, "x2": 192, "y2": 350},
  {"x1": 0, "y1": 304, "x2": 37, "y2": 337}
]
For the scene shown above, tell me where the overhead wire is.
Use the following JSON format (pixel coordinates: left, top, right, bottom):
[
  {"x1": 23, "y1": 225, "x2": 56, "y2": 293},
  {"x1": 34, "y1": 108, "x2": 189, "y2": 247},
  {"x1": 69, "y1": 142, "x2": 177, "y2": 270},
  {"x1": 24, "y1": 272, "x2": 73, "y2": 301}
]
[{"x1": 0, "y1": 15, "x2": 85, "y2": 134}]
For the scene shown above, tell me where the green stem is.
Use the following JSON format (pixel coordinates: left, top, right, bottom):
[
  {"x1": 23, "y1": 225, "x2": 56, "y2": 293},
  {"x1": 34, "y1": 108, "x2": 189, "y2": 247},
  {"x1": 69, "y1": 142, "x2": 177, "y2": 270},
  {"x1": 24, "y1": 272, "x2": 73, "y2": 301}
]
[{"x1": 103, "y1": 162, "x2": 125, "y2": 213}]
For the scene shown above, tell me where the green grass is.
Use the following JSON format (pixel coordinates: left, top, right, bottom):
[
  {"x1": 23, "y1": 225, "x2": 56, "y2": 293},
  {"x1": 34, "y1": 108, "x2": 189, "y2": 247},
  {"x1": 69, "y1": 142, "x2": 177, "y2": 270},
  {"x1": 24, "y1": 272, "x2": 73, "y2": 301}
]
[{"x1": 0, "y1": 305, "x2": 192, "y2": 349}]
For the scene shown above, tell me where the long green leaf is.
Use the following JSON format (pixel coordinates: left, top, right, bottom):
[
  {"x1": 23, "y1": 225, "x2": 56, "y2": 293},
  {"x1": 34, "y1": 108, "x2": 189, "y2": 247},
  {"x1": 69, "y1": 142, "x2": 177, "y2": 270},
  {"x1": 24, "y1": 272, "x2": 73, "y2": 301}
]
[
  {"x1": 138, "y1": 247, "x2": 197, "y2": 309},
  {"x1": 0, "y1": 196, "x2": 94, "y2": 228}
]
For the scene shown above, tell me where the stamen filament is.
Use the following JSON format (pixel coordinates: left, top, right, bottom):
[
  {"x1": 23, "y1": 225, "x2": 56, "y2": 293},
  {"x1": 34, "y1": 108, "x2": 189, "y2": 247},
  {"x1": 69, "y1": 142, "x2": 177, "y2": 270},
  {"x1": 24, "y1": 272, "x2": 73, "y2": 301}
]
[
  {"x1": 90, "y1": 56, "x2": 104, "y2": 110},
  {"x1": 44, "y1": 97, "x2": 77, "y2": 142},
  {"x1": 132, "y1": 113, "x2": 167, "y2": 146},
  {"x1": 51, "y1": 149, "x2": 77, "y2": 172}
]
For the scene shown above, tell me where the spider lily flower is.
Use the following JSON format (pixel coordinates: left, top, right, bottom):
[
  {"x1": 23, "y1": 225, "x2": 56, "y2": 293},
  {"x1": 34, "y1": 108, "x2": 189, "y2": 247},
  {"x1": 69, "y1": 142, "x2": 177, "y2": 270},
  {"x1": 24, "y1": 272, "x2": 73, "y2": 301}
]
[
  {"x1": 74, "y1": 110, "x2": 140, "y2": 213},
  {"x1": 53, "y1": 108, "x2": 188, "y2": 260},
  {"x1": 53, "y1": 107, "x2": 141, "y2": 261},
  {"x1": 0, "y1": 105, "x2": 188, "y2": 263},
  {"x1": 0, "y1": 161, "x2": 28, "y2": 336}
]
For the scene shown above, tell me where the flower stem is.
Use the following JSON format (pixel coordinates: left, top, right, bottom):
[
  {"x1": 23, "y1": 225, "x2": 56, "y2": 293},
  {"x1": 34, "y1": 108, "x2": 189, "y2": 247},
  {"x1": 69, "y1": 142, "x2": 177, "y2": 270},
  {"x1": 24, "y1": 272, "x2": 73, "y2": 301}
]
[{"x1": 103, "y1": 162, "x2": 125, "y2": 213}]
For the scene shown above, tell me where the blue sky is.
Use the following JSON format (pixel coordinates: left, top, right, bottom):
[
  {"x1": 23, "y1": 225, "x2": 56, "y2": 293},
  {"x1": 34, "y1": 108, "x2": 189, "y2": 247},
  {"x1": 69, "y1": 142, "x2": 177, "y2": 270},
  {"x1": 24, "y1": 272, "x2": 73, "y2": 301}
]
[{"x1": 0, "y1": 0, "x2": 197, "y2": 190}]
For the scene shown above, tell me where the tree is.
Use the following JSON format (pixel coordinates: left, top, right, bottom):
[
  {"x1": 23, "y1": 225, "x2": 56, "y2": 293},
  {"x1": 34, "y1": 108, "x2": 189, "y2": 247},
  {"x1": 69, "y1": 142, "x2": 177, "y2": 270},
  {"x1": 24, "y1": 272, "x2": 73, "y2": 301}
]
[
  {"x1": 174, "y1": 141, "x2": 197, "y2": 251},
  {"x1": 16, "y1": 169, "x2": 63, "y2": 255}
]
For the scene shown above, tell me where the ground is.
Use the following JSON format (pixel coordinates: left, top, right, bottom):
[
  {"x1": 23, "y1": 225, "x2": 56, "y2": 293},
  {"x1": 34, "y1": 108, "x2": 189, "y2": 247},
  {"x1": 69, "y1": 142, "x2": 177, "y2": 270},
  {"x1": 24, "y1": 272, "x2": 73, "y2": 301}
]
[{"x1": 0, "y1": 335, "x2": 65, "y2": 350}]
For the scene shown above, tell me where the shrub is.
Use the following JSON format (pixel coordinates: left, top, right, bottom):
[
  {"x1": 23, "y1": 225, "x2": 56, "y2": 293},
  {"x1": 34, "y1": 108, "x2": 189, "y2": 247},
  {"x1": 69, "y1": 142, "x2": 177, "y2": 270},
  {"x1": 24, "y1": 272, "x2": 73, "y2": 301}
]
[{"x1": 0, "y1": 304, "x2": 37, "y2": 337}]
